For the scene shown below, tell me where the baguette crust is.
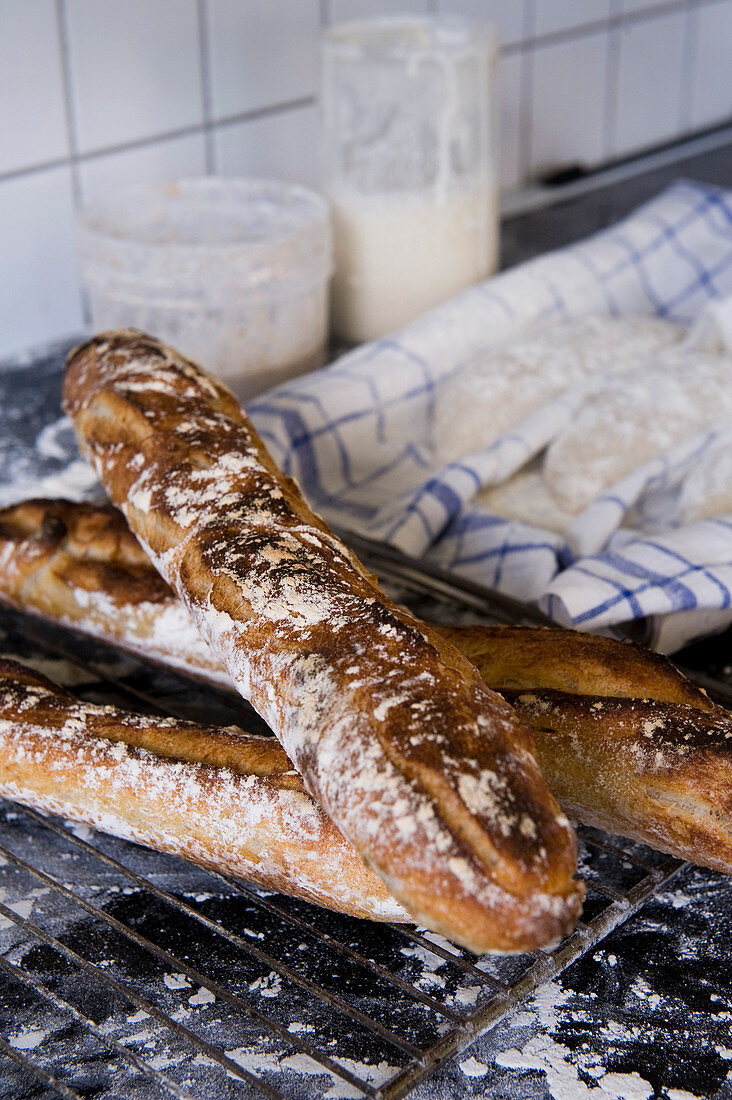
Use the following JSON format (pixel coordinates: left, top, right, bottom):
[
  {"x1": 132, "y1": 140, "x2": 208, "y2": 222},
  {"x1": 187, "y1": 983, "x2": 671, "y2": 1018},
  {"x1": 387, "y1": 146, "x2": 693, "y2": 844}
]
[
  {"x1": 434, "y1": 624, "x2": 713, "y2": 711},
  {"x1": 437, "y1": 626, "x2": 732, "y2": 873},
  {"x1": 63, "y1": 331, "x2": 582, "y2": 954},
  {"x1": 0, "y1": 498, "x2": 229, "y2": 685},
  {"x1": 0, "y1": 658, "x2": 405, "y2": 920},
  {"x1": 2, "y1": 499, "x2": 729, "y2": 874},
  {"x1": 507, "y1": 690, "x2": 732, "y2": 873}
]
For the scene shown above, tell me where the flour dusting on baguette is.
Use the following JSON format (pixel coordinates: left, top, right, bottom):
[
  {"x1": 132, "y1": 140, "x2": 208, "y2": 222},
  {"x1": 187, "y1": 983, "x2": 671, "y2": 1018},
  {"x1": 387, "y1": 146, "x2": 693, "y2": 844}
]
[
  {"x1": 3, "y1": 498, "x2": 728, "y2": 877},
  {"x1": 63, "y1": 330, "x2": 583, "y2": 953},
  {"x1": 437, "y1": 625, "x2": 732, "y2": 874},
  {"x1": 0, "y1": 659, "x2": 405, "y2": 920},
  {"x1": 0, "y1": 499, "x2": 229, "y2": 685}
]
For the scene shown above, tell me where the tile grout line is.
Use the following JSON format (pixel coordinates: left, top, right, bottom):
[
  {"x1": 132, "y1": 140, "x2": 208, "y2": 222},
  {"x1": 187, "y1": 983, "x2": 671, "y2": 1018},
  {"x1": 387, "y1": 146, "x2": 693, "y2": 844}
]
[
  {"x1": 0, "y1": 3, "x2": 728, "y2": 205},
  {"x1": 502, "y1": 0, "x2": 695, "y2": 56},
  {"x1": 54, "y1": 0, "x2": 88, "y2": 326},
  {"x1": 196, "y1": 0, "x2": 216, "y2": 174},
  {"x1": 54, "y1": 0, "x2": 82, "y2": 208},
  {"x1": 0, "y1": 154, "x2": 78, "y2": 186},
  {"x1": 214, "y1": 95, "x2": 316, "y2": 132},
  {"x1": 0, "y1": 99, "x2": 318, "y2": 189},
  {"x1": 2, "y1": 109, "x2": 730, "y2": 205}
]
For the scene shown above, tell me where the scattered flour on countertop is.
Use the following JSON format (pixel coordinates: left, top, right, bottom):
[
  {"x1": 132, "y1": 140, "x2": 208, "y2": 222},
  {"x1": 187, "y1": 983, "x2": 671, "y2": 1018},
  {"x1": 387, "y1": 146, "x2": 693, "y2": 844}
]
[
  {"x1": 0, "y1": 414, "x2": 102, "y2": 506},
  {"x1": 630, "y1": 976, "x2": 661, "y2": 1011},
  {"x1": 7, "y1": 1028, "x2": 48, "y2": 1050},
  {"x1": 452, "y1": 984, "x2": 481, "y2": 1007},
  {"x1": 0, "y1": 889, "x2": 48, "y2": 930},
  {"x1": 0, "y1": 457, "x2": 99, "y2": 508},
  {"x1": 495, "y1": 980, "x2": 658, "y2": 1100},
  {"x1": 224, "y1": 1046, "x2": 399, "y2": 1099},
  {"x1": 652, "y1": 890, "x2": 695, "y2": 910},
  {"x1": 188, "y1": 986, "x2": 216, "y2": 1006},
  {"x1": 400, "y1": 943, "x2": 446, "y2": 973},
  {"x1": 163, "y1": 972, "x2": 191, "y2": 991},
  {"x1": 459, "y1": 1055, "x2": 489, "y2": 1077},
  {"x1": 145, "y1": 1052, "x2": 181, "y2": 1071},
  {"x1": 36, "y1": 417, "x2": 76, "y2": 461},
  {"x1": 249, "y1": 971, "x2": 283, "y2": 999}
]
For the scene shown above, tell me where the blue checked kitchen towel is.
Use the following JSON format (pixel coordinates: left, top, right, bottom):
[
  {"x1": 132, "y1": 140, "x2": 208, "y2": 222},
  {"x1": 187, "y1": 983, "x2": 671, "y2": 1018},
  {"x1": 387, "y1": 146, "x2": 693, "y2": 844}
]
[{"x1": 248, "y1": 181, "x2": 732, "y2": 653}]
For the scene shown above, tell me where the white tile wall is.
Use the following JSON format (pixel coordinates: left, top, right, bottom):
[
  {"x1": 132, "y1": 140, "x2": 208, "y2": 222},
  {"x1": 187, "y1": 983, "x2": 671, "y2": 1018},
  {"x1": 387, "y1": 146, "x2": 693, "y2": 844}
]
[
  {"x1": 530, "y1": 31, "x2": 610, "y2": 175},
  {"x1": 0, "y1": 0, "x2": 69, "y2": 174},
  {"x1": 78, "y1": 133, "x2": 208, "y2": 204},
  {"x1": 613, "y1": 8, "x2": 687, "y2": 156},
  {"x1": 534, "y1": 0, "x2": 612, "y2": 38},
  {"x1": 206, "y1": 0, "x2": 320, "y2": 120},
  {"x1": 64, "y1": 0, "x2": 203, "y2": 152},
  {"x1": 620, "y1": 0, "x2": 678, "y2": 13},
  {"x1": 326, "y1": 0, "x2": 431, "y2": 22},
  {"x1": 1, "y1": 0, "x2": 731, "y2": 357},
  {"x1": 437, "y1": 0, "x2": 527, "y2": 48},
  {"x1": 214, "y1": 104, "x2": 322, "y2": 187},
  {"x1": 690, "y1": 0, "x2": 732, "y2": 131},
  {"x1": 0, "y1": 167, "x2": 83, "y2": 356}
]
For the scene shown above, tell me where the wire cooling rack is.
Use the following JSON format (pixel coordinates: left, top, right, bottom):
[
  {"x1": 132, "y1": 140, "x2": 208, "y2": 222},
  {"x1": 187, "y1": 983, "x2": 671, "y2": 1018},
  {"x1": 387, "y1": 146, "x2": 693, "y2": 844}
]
[{"x1": 0, "y1": 540, "x2": 700, "y2": 1100}]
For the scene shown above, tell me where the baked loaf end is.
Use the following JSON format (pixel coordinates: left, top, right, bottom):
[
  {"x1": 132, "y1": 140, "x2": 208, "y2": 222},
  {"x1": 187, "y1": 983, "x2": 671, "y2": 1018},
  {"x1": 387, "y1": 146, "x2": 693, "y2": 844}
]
[
  {"x1": 0, "y1": 658, "x2": 405, "y2": 920},
  {"x1": 63, "y1": 330, "x2": 583, "y2": 954},
  {"x1": 436, "y1": 626, "x2": 732, "y2": 873},
  {"x1": 0, "y1": 498, "x2": 229, "y2": 685}
]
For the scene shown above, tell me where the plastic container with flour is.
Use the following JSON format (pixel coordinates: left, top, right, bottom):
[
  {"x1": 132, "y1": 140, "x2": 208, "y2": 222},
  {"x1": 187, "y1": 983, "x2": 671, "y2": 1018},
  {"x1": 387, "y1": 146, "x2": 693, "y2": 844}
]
[
  {"x1": 322, "y1": 16, "x2": 498, "y2": 343},
  {"x1": 78, "y1": 178, "x2": 333, "y2": 401}
]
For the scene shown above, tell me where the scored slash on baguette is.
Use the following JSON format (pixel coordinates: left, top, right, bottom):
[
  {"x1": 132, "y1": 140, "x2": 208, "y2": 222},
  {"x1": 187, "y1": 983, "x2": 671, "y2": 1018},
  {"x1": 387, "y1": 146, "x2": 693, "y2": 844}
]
[
  {"x1": 62, "y1": 330, "x2": 583, "y2": 954},
  {"x1": 0, "y1": 497, "x2": 729, "y2": 879}
]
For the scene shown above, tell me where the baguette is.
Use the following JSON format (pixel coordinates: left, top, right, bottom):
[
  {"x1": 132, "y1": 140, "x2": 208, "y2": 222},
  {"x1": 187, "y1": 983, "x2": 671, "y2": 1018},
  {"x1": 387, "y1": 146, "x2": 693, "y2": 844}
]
[
  {"x1": 63, "y1": 330, "x2": 582, "y2": 954},
  {"x1": 0, "y1": 498, "x2": 230, "y2": 686},
  {"x1": 437, "y1": 625, "x2": 732, "y2": 873},
  {"x1": 0, "y1": 657, "x2": 406, "y2": 921},
  {"x1": 1, "y1": 498, "x2": 729, "y2": 873}
]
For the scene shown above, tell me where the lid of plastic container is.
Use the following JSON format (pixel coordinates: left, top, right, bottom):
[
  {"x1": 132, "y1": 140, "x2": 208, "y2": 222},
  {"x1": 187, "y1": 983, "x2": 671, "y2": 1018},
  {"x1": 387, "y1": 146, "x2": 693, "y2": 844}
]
[
  {"x1": 78, "y1": 178, "x2": 333, "y2": 300},
  {"x1": 323, "y1": 15, "x2": 496, "y2": 62}
]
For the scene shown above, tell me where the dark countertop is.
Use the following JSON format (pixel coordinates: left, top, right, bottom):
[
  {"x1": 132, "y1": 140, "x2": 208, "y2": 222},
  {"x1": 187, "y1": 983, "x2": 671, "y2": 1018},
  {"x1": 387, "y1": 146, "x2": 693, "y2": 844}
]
[{"x1": 417, "y1": 864, "x2": 732, "y2": 1099}]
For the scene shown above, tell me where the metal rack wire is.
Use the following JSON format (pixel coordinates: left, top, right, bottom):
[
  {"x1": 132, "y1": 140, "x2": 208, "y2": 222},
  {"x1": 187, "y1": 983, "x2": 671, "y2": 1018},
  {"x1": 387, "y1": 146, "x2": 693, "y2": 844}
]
[{"x1": 0, "y1": 543, "x2": 709, "y2": 1099}]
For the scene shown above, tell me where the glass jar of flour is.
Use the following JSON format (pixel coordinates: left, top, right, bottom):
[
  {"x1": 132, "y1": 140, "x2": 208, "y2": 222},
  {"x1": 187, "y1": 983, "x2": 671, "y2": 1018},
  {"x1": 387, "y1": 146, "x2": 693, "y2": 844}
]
[{"x1": 322, "y1": 16, "x2": 498, "y2": 343}]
